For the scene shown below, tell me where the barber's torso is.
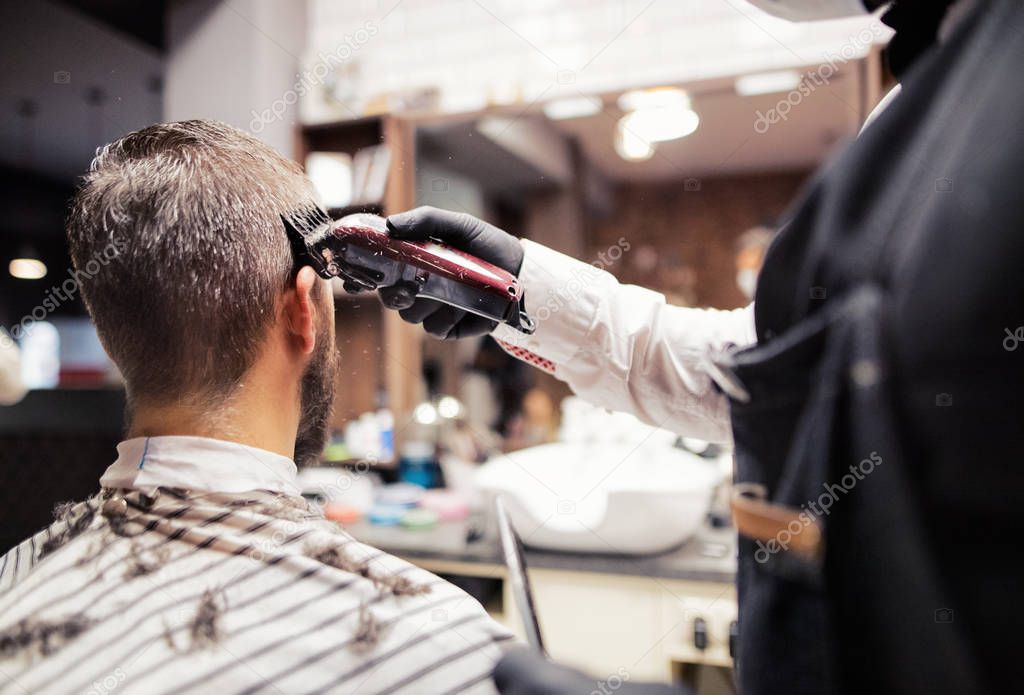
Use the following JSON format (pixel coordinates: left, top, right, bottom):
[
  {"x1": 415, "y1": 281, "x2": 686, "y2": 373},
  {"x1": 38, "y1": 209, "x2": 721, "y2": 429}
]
[{"x1": 729, "y1": 1, "x2": 1024, "y2": 693}]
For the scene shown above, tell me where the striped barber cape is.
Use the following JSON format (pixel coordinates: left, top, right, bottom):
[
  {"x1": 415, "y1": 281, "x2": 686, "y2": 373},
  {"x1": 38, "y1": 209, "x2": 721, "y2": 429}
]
[{"x1": 0, "y1": 487, "x2": 513, "y2": 694}]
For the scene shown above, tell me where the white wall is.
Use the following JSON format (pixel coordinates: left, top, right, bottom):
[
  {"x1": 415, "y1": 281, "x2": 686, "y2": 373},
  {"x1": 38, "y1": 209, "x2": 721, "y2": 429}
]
[{"x1": 165, "y1": 0, "x2": 307, "y2": 158}]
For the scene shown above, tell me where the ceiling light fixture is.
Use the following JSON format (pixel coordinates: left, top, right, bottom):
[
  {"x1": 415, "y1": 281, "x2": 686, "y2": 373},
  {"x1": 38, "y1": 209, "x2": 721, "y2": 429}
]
[
  {"x1": 617, "y1": 87, "x2": 691, "y2": 113},
  {"x1": 614, "y1": 120, "x2": 655, "y2": 161},
  {"x1": 614, "y1": 87, "x2": 699, "y2": 162},
  {"x1": 735, "y1": 70, "x2": 803, "y2": 96},
  {"x1": 620, "y1": 106, "x2": 700, "y2": 144},
  {"x1": 543, "y1": 95, "x2": 603, "y2": 120},
  {"x1": 9, "y1": 246, "x2": 46, "y2": 280}
]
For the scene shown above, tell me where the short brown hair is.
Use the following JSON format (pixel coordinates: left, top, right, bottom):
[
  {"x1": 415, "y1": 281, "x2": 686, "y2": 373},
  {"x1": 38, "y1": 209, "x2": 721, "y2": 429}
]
[{"x1": 67, "y1": 120, "x2": 317, "y2": 408}]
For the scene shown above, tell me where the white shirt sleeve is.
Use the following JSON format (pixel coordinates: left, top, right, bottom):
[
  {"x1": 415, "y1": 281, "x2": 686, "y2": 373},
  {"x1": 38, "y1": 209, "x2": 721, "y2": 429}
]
[
  {"x1": 0, "y1": 329, "x2": 27, "y2": 406},
  {"x1": 491, "y1": 239, "x2": 757, "y2": 442}
]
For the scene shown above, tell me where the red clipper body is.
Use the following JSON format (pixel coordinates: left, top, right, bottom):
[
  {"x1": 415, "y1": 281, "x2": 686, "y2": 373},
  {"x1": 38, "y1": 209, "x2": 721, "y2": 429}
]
[{"x1": 285, "y1": 212, "x2": 535, "y2": 335}]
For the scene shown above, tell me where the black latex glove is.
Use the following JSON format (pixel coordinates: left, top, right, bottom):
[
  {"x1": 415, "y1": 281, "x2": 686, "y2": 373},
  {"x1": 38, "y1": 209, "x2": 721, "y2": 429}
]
[
  {"x1": 382, "y1": 206, "x2": 525, "y2": 339},
  {"x1": 493, "y1": 648, "x2": 685, "y2": 695}
]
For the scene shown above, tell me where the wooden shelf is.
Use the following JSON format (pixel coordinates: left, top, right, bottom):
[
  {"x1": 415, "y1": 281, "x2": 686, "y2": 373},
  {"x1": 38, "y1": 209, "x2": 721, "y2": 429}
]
[{"x1": 298, "y1": 116, "x2": 422, "y2": 443}]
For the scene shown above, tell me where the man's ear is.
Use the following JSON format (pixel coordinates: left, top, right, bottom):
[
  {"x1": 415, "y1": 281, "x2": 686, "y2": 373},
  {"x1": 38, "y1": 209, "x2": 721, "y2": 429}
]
[{"x1": 283, "y1": 266, "x2": 320, "y2": 356}]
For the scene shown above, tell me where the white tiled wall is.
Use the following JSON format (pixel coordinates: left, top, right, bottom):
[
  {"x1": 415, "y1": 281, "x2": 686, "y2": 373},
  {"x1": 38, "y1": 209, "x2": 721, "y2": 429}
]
[{"x1": 303, "y1": 0, "x2": 888, "y2": 124}]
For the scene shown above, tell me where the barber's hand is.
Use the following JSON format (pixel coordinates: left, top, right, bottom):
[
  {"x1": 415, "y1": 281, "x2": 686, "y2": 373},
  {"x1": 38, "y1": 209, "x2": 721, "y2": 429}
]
[
  {"x1": 493, "y1": 648, "x2": 684, "y2": 695},
  {"x1": 382, "y1": 206, "x2": 524, "y2": 339}
]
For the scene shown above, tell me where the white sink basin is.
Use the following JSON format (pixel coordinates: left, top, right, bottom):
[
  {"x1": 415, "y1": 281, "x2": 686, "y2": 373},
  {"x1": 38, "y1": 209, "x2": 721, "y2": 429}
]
[{"x1": 476, "y1": 440, "x2": 723, "y2": 555}]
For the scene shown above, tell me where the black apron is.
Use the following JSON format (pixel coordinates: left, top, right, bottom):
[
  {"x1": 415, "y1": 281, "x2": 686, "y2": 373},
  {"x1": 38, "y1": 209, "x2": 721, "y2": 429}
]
[{"x1": 722, "y1": 1, "x2": 1024, "y2": 693}]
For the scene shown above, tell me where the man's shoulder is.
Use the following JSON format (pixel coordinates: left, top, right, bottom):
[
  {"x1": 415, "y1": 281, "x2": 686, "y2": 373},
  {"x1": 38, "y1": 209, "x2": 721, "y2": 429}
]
[{"x1": 0, "y1": 490, "x2": 513, "y2": 693}]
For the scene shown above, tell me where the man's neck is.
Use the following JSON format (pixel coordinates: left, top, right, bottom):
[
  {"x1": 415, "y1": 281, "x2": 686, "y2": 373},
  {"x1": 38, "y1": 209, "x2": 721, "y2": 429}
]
[{"x1": 128, "y1": 386, "x2": 300, "y2": 461}]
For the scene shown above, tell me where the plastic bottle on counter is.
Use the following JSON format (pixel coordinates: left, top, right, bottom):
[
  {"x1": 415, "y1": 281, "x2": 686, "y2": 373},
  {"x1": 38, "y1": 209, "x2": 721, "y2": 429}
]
[
  {"x1": 376, "y1": 408, "x2": 394, "y2": 462},
  {"x1": 398, "y1": 441, "x2": 442, "y2": 489}
]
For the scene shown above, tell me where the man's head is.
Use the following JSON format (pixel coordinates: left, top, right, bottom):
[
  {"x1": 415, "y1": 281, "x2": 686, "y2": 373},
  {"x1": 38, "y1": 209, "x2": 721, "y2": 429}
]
[{"x1": 67, "y1": 119, "x2": 338, "y2": 465}]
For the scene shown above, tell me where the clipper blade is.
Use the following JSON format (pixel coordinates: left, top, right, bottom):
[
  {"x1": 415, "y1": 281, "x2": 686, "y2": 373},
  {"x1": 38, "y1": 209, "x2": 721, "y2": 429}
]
[{"x1": 282, "y1": 203, "x2": 337, "y2": 278}]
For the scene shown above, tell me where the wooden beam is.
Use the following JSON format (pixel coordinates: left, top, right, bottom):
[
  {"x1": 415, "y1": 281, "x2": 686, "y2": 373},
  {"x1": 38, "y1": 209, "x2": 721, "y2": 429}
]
[{"x1": 381, "y1": 115, "x2": 423, "y2": 434}]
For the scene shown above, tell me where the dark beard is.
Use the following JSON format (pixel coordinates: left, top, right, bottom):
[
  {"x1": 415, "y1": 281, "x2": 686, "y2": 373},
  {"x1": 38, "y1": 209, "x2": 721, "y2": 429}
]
[{"x1": 292, "y1": 308, "x2": 338, "y2": 468}]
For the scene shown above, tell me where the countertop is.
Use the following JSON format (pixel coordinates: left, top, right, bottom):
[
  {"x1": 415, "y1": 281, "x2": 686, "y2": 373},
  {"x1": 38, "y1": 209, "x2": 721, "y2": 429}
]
[{"x1": 345, "y1": 516, "x2": 737, "y2": 584}]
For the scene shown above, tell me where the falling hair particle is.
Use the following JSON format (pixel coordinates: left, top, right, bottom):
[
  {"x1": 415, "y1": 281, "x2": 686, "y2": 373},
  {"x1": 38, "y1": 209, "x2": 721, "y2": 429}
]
[
  {"x1": 124, "y1": 542, "x2": 171, "y2": 579},
  {"x1": 162, "y1": 618, "x2": 180, "y2": 652},
  {"x1": 189, "y1": 589, "x2": 226, "y2": 651},
  {"x1": 352, "y1": 603, "x2": 380, "y2": 651},
  {"x1": 303, "y1": 539, "x2": 432, "y2": 651},
  {"x1": 52, "y1": 501, "x2": 74, "y2": 522},
  {"x1": 305, "y1": 542, "x2": 430, "y2": 597},
  {"x1": 385, "y1": 574, "x2": 431, "y2": 597},
  {"x1": 307, "y1": 542, "x2": 369, "y2": 577},
  {"x1": 249, "y1": 496, "x2": 318, "y2": 522},
  {"x1": 160, "y1": 590, "x2": 226, "y2": 654},
  {"x1": 0, "y1": 614, "x2": 94, "y2": 659},
  {"x1": 38, "y1": 501, "x2": 97, "y2": 560},
  {"x1": 74, "y1": 536, "x2": 107, "y2": 568}
]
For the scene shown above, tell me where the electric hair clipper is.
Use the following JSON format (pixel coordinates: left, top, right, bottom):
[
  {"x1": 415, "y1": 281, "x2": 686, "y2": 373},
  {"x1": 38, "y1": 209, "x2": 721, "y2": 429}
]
[{"x1": 283, "y1": 208, "x2": 535, "y2": 335}]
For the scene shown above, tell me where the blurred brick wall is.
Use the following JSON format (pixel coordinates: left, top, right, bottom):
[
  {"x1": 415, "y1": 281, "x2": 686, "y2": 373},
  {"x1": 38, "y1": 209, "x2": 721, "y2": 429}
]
[{"x1": 587, "y1": 170, "x2": 812, "y2": 310}]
